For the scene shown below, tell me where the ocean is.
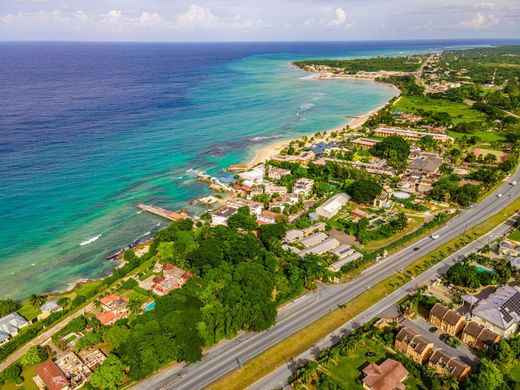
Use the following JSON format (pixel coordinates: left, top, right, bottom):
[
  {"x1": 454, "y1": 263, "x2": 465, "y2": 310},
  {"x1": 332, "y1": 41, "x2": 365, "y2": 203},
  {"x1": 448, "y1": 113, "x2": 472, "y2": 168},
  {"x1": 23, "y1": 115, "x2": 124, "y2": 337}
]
[{"x1": 0, "y1": 40, "x2": 512, "y2": 299}]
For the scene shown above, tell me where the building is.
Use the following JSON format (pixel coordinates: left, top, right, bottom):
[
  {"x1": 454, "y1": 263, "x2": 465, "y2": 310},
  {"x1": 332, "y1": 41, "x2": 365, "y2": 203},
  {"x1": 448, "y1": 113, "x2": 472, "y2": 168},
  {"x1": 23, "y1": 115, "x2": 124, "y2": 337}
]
[
  {"x1": 299, "y1": 238, "x2": 340, "y2": 257},
  {"x1": 238, "y1": 164, "x2": 265, "y2": 183},
  {"x1": 315, "y1": 193, "x2": 350, "y2": 219},
  {"x1": 299, "y1": 232, "x2": 328, "y2": 248},
  {"x1": 99, "y1": 293, "x2": 129, "y2": 315},
  {"x1": 461, "y1": 321, "x2": 501, "y2": 350},
  {"x1": 153, "y1": 264, "x2": 192, "y2": 296},
  {"x1": 373, "y1": 127, "x2": 453, "y2": 143},
  {"x1": 56, "y1": 353, "x2": 94, "y2": 389},
  {"x1": 285, "y1": 229, "x2": 304, "y2": 242},
  {"x1": 428, "y1": 350, "x2": 471, "y2": 380},
  {"x1": 38, "y1": 299, "x2": 63, "y2": 321},
  {"x1": 265, "y1": 184, "x2": 288, "y2": 195},
  {"x1": 267, "y1": 166, "x2": 291, "y2": 180},
  {"x1": 362, "y1": 358, "x2": 409, "y2": 390},
  {"x1": 257, "y1": 210, "x2": 279, "y2": 225},
  {"x1": 373, "y1": 192, "x2": 392, "y2": 208},
  {"x1": 408, "y1": 154, "x2": 443, "y2": 174},
  {"x1": 211, "y1": 206, "x2": 238, "y2": 226},
  {"x1": 227, "y1": 198, "x2": 263, "y2": 216},
  {"x1": 351, "y1": 137, "x2": 380, "y2": 150},
  {"x1": 0, "y1": 312, "x2": 28, "y2": 345},
  {"x1": 429, "y1": 303, "x2": 466, "y2": 336},
  {"x1": 352, "y1": 209, "x2": 369, "y2": 219},
  {"x1": 328, "y1": 246, "x2": 362, "y2": 272},
  {"x1": 292, "y1": 178, "x2": 314, "y2": 197},
  {"x1": 301, "y1": 222, "x2": 327, "y2": 236},
  {"x1": 395, "y1": 327, "x2": 434, "y2": 364},
  {"x1": 472, "y1": 286, "x2": 520, "y2": 338},
  {"x1": 34, "y1": 360, "x2": 70, "y2": 390}
]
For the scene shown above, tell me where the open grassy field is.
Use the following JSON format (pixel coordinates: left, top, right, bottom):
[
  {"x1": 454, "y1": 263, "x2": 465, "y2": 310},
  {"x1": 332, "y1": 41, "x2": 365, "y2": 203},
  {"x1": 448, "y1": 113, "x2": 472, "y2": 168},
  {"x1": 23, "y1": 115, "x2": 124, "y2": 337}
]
[
  {"x1": 2, "y1": 363, "x2": 39, "y2": 390},
  {"x1": 508, "y1": 229, "x2": 520, "y2": 242},
  {"x1": 392, "y1": 96, "x2": 488, "y2": 124},
  {"x1": 17, "y1": 302, "x2": 41, "y2": 322},
  {"x1": 208, "y1": 197, "x2": 520, "y2": 390},
  {"x1": 448, "y1": 129, "x2": 506, "y2": 143}
]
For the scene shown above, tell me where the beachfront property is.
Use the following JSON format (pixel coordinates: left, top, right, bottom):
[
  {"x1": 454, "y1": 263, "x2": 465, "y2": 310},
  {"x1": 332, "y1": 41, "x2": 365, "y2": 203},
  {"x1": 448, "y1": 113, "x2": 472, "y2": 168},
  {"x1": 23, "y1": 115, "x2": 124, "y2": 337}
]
[
  {"x1": 272, "y1": 151, "x2": 315, "y2": 165},
  {"x1": 292, "y1": 178, "x2": 314, "y2": 197},
  {"x1": 138, "y1": 263, "x2": 191, "y2": 297},
  {"x1": 429, "y1": 303, "x2": 466, "y2": 336},
  {"x1": 211, "y1": 206, "x2": 238, "y2": 226},
  {"x1": 96, "y1": 293, "x2": 129, "y2": 326},
  {"x1": 238, "y1": 164, "x2": 265, "y2": 183},
  {"x1": 38, "y1": 299, "x2": 63, "y2": 321},
  {"x1": 362, "y1": 358, "x2": 409, "y2": 390},
  {"x1": 227, "y1": 198, "x2": 263, "y2": 216},
  {"x1": 267, "y1": 166, "x2": 291, "y2": 180},
  {"x1": 315, "y1": 193, "x2": 350, "y2": 219},
  {"x1": 471, "y1": 286, "x2": 520, "y2": 338},
  {"x1": 461, "y1": 322, "x2": 501, "y2": 350},
  {"x1": 373, "y1": 127, "x2": 453, "y2": 143},
  {"x1": 350, "y1": 137, "x2": 380, "y2": 150},
  {"x1": 0, "y1": 312, "x2": 29, "y2": 345}
]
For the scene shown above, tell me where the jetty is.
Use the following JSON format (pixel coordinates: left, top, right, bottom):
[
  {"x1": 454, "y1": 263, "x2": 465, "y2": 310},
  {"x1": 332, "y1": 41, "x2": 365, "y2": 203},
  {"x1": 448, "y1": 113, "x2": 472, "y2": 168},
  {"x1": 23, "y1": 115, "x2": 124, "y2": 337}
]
[{"x1": 137, "y1": 203, "x2": 189, "y2": 221}]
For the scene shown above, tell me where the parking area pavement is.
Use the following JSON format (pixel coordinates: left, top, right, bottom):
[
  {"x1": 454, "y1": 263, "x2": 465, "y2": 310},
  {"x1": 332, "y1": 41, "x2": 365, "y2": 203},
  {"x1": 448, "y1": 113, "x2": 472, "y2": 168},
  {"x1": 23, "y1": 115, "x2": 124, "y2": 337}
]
[{"x1": 402, "y1": 317, "x2": 478, "y2": 365}]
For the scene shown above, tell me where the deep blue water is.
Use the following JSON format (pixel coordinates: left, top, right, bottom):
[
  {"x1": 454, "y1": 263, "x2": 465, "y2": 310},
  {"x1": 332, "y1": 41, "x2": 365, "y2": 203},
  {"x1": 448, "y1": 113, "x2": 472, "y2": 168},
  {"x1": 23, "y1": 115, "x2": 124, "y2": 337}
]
[{"x1": 1, "y1": 39, "x2": 517, "y2": 299}]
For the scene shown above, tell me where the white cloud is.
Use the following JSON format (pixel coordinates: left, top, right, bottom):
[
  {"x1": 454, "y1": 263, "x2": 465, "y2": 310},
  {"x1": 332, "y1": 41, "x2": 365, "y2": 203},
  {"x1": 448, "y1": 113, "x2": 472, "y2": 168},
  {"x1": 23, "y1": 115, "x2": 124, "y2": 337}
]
[
  {"x1": 459, "y1": 12, "x2": 499, "y2": 29},
  {"x1": 0, "y1": 9, "x2": 89, "y2": 29},
  {"x1": 304, "y1": 18, "x2": 316, "y2": 28},
  {"x1": 176, "y1": 5, "x2": 219, "y2": 28},
  {"x1": 328, "y1": 7, "x2": 347, "y2": 27},
  {"x1": 100, "y1": 9, "x2": 123, "y2": 30},
  {"x1": 475, "y1": 2, "x2": 496, "y2": 10}
]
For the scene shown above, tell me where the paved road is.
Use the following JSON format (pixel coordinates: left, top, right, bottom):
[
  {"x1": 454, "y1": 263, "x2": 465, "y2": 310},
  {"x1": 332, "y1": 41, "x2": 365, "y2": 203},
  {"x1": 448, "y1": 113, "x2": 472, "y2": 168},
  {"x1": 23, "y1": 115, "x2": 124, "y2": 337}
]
[
  {"x1": 0, "y1": 304, "x2": 94, "y2": 372},
  {"x1": 133, "y1": 167, "x2": 520, "y2": 390},
  {"x1": 251, "y1": 216, "x2": 515, "y2": 389}
]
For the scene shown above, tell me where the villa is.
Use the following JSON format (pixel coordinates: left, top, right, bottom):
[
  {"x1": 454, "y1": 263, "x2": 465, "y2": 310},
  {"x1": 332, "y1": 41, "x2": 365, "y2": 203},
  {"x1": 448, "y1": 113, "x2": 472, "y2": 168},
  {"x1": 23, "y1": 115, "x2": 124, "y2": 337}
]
[
  {"x1": 362, "y1": 358, "x2": 409, "y2": 390},
  {"x1": 0, "y1": 312, "x2": 29, "y2": 345},
  {"x1": 429, "y1": 303, "x2": 466, "y2": 336}
]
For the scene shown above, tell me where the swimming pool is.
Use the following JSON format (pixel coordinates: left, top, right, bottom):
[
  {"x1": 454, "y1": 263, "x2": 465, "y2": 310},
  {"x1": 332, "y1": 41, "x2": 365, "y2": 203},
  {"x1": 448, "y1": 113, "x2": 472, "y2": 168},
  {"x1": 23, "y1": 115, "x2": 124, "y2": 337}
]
[{"x1": 143, "y1": 301, "x2": 156, "y2": 311}]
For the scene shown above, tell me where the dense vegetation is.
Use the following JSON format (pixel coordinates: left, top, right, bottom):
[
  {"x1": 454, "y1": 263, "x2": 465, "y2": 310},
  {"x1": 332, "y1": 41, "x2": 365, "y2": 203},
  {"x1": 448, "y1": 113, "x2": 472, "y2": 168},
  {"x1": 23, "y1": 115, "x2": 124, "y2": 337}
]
[
  {"x1": 370, "y1": 135, "x2": 410, "y2": 171},
  {"x1": 294, "y1": 56, "x2": 422, "y2": 74}
]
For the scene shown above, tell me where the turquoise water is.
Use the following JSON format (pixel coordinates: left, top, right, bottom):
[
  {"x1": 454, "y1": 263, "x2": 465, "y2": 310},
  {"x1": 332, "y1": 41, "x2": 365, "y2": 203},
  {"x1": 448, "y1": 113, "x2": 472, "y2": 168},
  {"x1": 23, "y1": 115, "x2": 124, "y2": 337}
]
[
  {"x1": 2, "y1": 41, "x2": 502, "y2": 299},
  {"x1": 475, "y1": 265, "x2": 495, "y2": 273}
]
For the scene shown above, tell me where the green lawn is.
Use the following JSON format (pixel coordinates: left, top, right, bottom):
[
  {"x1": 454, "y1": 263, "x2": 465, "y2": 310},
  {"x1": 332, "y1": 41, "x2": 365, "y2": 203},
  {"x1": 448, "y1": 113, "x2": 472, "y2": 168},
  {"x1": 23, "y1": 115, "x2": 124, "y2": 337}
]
[
  {"x1": 17, "y1": 302, "x2": 40, "y2": 321},
  {"x1": 448, "y1": 129, "x2": 506, "y2": 143},
  {"x1": 508, "y1": 229, "x2": 520, "y2": 242},
  {"x1": 2, "y1": 363, "x2": 39, "y2": 390},
  {"x1": 392, "y1": 96, "x2": 488, "y2": 125}
]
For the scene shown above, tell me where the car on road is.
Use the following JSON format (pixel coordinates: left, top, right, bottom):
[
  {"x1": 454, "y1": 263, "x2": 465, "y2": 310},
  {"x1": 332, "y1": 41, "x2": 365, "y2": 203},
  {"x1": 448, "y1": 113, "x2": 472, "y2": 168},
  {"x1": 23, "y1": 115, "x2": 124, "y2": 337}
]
[
  {"x1": 509, "y1": 194, "x2": 513, "y2": 198},
  {"x1": 497, "y1": 193, "x2": 503, "y2": 198},
  {"x1": 430, "y1": 233, "x2": 440, "y2": 240},
  {"x1": 413, "y1": 247, "x2": 420, "y2": 251},
  {"x1": 429, "y1": 327, "x2": 438, "y2": 333},
  {"x1": 512, "y1": 181, "x2": 517, "y2": 186},
  {"x1": 439, "y1": 333, "x2": 449, "y2": 342}
]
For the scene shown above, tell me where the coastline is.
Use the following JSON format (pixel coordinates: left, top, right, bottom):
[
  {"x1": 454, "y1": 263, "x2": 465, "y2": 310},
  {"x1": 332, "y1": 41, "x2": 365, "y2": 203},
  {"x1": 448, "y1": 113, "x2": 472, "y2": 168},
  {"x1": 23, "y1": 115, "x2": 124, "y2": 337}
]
[{"x1": 248, "y1": 81, "x2": 400, "y2": 167}]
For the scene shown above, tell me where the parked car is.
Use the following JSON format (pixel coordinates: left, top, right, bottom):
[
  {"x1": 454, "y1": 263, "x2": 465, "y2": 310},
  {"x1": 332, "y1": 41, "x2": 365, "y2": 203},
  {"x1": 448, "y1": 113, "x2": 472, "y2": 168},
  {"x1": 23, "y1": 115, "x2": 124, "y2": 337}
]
[{"x1": 429, "y1": 327, "x2": 438, "y2": 333}]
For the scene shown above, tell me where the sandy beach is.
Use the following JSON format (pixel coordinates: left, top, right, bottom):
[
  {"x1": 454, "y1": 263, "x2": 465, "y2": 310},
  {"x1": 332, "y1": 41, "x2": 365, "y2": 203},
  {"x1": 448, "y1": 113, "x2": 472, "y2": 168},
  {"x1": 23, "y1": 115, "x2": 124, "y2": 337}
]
[{"x1": 248, "y1": 84, "x2": 399, "y2": 167}]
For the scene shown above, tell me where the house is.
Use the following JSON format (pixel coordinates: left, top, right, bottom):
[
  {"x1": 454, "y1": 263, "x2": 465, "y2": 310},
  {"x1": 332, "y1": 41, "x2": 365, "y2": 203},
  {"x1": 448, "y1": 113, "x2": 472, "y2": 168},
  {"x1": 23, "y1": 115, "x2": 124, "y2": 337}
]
[
  {"x1": 153, "y1": 264, "x2": 192, "y2": 296},
  {"x1": 315, "y1": 193, "x2": 350, "y2": 219},
  {"x1": 56, "y1": 352, "x2": 94, "y2": 389},
  {"x1": 373, "y1": 192, "x2": 392, "y2": 208},
  {"x1": 299, "y1": 238, "x2": 340, "y2": 257},
  {"x1": 0, "y1": 312, "x2": 28, "y2": 345},
  {"x1": 285, "y1": 229, "x2": 304, "y2": 242},
  {"x1": 362, "y1": 358, "x2": 409, "y2": 390},
  {"x1": 211, "y1": 206, "x2": 238, "y2": 226},
  {"x1": 292, "y1": 178, "x2": 314, "y2": 197},
  {"x1": 429, "y1": 303, "x2": 465, "y2": 336},
  {"x1": 97, "y1": 311, "x2": 120, "y2": 326},
  {"x1": 352, "y1": 209, "x2": 369, "y2": 219},
  {"x1": 267, "y1": 167, "x2": 291, "y2": 180},
  {"x1": 34, "y1": 360, "x2": 70, "y2": 390},
  {"x1": 99, "y1": 293, "x2": 129, "y2": 315},
  {"x1": 299, "y1": 232, "x2": 328, "y2": 248},
  {"x1": 38, "y1": 299, "x2": 63, "y2": 321},
  {"x1": 257, "y1": 210, "x2": 279, "y2": 225},
  {"x1": 395, "y1": 327, "x2": 434, "y2": 364},
  {"x1": 428, "y1": 350, "x2": 471, "y2": 380},
  {"x1": 408, "y1": 154, "x2": 443, "y2": 174},
  {"x1": 472, "y1": 286, "x2": 520, "y2": 338},
  {"x1": 498, "y1": 240, "x2": 520, "y2": 257},
  {"x1": 461, "y1": 321, "x2": 501, "y2": 350},
  {"x1": 227, "y1": 198, "x2": 263, "y2": 216}
]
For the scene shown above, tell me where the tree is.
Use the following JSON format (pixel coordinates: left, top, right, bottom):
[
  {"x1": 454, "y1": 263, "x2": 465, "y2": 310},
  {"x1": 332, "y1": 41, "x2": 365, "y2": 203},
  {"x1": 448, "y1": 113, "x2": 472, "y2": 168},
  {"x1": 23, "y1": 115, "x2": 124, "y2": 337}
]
[
  {"x1": 371, "y1": 135, "x2": 410, "y2": 171},
  {"x1": 464, "y1": 358, "x2": 503, "y2": 390},
  {"x1": 89, "y1": 354, "x2": 126, "y2": 390},
  {"x1": 0, "y1": 299, "x2": 20, "y2": 317},
  {"x1": 347, "y1": 180, "x2": 382, "y2": 204},
  {"x1": 227, "y1": 207, "x2": 258, "y2": 231},
  {"x1": 419, "y1": 135, "x2": 436, "y2": 151},
  {"x1": 75, "y1": 332, "x2": 102, "y2": 352},
  {"x1": 104, "y1": 325, "x2": 130, "y2": 351},
  {"x1": 20, "y1": 346, "x2": 48, "y2": 366}
]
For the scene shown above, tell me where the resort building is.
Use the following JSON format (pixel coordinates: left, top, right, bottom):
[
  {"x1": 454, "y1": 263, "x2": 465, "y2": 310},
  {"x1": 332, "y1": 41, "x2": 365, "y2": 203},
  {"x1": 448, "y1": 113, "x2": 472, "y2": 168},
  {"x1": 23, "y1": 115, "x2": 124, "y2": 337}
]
[
  {"x1": 471, "y1": 286, "x2": 520, "y2": 338},
  {"x1": 394, "y1": 327, "x2": 434, "y2": 364},
  {"x1": 373, "y1": 127, "x2": 453, "y2": 143},
  {"x1": 292, "y1": 178, "x2": 314, "y2": 197},
  {"x1": 256, "y1": 210, "x2": 279, "y2": 225},
  {"x1": 265, "y1": 184, "x2": 288, "y2": 195},
  {"x1": 408, "y1": 153, "x2": 444, "y2": 175},
  {"x1": 211, "y1": 206, "x2": 238, "y2": 226},
  {"x1": 362, "y1": 358, "x2": 409, "y2": 390},
  {"x1": 227, "y1": 198, "x2": 263, "y2": 216},
  {"x1": 38, "y1": 299, "x2": 63, "y2": 321},
  {"x1": 351, "y1": 137, "x2": 380, "y2": 150},
  {"x1": 267, "y1": 166, "x2": 291, "y2": 180},
  {"x1": 238, "y1": 164, "x2": 265, "y2": 183},
  {"x1": 0, "y1": 312, "x2": 29, "y2": 345},
  {"x1": 428, "y1": 350, "x2": 471, "y2": 380},
  {"x1": 315, "y1": 193, "x2": 350, "y2": 219},
  {"x1": 429, "y1": 303, "x2": 466, "y2": 336},
  {"x1": 34, "y1": 360, "x2": 70, "y2": 390},
  {"x1": 461, "y1": 322, "x2": 501, "y2": 350}
]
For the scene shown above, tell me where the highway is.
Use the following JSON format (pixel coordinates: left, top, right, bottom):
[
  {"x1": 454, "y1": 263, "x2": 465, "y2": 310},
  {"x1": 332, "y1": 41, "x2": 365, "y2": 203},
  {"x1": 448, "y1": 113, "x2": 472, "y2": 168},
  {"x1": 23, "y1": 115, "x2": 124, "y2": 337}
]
[{"x1": 133, "y1": 166, "x2": 520, "y2": 390}]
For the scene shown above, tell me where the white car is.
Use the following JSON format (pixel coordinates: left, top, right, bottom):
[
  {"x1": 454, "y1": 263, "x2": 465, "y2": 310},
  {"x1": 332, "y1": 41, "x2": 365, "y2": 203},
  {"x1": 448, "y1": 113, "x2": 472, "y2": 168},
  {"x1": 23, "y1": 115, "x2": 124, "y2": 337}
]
[
  {"x1": 512, "y1": 181, "x2": 517, "y2": 186},
  {"x1": 430, "y1": 233, "x2": 440, "y2": 240},
  {"x1": 497, "y1": 193, "x2": 503, "y2": 198}
]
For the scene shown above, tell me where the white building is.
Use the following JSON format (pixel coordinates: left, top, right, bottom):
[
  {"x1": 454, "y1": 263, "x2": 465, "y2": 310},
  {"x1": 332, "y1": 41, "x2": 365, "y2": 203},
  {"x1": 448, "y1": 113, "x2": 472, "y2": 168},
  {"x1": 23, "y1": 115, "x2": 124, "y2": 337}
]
[
  {"x1": 0, "y1": 312, "x2": 28, "y2": 345},
  {"x1": 293, "y1": 178, "x2": 314, "y2": 197},
  {"x1": 315, "y1": 193, "x2": 350, "y2": 219},
  {"x1": 299, "y1": 238, "x2": 340, "y2": 257},
  {"x1": 239, "y1": 164, "x2": 265, "y2": 183},
  {"x1": 227, "y1": 198, "x2": 263, "y2": 216},
  {"x1": 285, "y1": 229, "x2": 304, "y2": 242},
  {"x1": 299, "y1": 232, "x2": 328, "y2": 248},
  {"x1": 211, "y1": 206, "x2": 238, "y2": 226},
  {"x1": 268, "y1": 167, "x2": 291, "y2": 180}
]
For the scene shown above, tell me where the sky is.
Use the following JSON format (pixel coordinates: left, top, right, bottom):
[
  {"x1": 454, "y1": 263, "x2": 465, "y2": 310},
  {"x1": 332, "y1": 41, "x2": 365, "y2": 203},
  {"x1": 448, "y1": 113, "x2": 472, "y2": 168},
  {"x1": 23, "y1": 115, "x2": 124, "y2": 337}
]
[{"x1": 0, "y1": 0, "x2": 519, "y2": 41}]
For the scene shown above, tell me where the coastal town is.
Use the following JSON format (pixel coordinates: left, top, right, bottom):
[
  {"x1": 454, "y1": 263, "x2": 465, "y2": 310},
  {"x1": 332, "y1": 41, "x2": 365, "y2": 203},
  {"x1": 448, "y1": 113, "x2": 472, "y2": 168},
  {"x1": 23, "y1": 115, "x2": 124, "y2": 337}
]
[{"x1": 1, "y1": 45, "x2": 520, "y2": 390}]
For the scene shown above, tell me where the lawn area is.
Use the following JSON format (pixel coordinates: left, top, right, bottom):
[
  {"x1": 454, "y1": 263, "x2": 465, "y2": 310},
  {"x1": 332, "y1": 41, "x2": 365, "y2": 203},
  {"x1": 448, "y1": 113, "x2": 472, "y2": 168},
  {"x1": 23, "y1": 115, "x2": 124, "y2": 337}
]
[
  {"x1": 326, "y1": 338, "x2": 388, "y2": 389},
  {"x1": 2, "y1": 363, "x2": 39, "y2": 390},
  {"x1": 392, "y1": 96, "x2": 488, "y2": 125},
  {"x1": 363, "y1": 215, "x2": 424, "y2": 250},
  {"x1": 448, "y1": 129, "x2": 506, "y2": 143},
  {"x1": 508, "y1": 229, "x2": 520, "y2": 242},
  {"x1": 17, "y1": 302, "x2": 40, "y2": 321}
]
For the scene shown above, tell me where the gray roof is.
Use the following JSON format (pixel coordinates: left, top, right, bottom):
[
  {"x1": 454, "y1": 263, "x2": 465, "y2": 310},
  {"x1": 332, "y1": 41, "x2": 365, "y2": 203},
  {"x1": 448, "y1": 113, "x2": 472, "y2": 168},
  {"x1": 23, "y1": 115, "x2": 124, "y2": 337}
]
[
  {"x1": 300, "y1": 238, "x2": 340, "y2": 257},
  {"x1": 408, "y1": 155, "x2": 443, "y2": 173},
  {"x1": 299, "y1": 232, "x2": 328, "y2": 248},
  {"x1": 473, "y1": 286, "x2": 520, "y2": 330},
  {"x1": 41, "y1": 299, "x2": 60, "y2": 312},
  {"x1": 285, "y1": 229, "x2": 304, "y2": 242},
  {"x1": 0, "y1": 312, "x2": 28, "y2": 337}
]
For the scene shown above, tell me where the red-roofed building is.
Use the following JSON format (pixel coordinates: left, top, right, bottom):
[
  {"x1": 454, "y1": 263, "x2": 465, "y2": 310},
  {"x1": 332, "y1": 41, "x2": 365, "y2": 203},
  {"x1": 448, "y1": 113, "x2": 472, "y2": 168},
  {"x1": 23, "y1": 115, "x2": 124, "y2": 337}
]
[
  {"x1": 362, "y1": 359, "x2": 409, "y2": 390},
  {"x1": 34, "y1": 360, "x2": 70, "y2": 390},
  {"x1": 96, "y1": 311, "x2": 120, "y2": 326},
  {"x1": 99, "y1": 293, "x2": 129, "y2": 314}
]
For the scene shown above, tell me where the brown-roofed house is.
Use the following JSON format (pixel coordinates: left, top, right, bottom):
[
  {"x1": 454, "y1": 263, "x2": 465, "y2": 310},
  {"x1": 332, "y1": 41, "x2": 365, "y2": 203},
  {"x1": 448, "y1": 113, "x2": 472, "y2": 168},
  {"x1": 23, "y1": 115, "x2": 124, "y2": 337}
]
[
  {"x1": 428, "y1": 349, "x2": 471, "y2": 380},
  {"x1": 461, "y1": 321, "x2": 501, "y2": 350},
  {"x1": 99, "y1": 293, "x2": 129, "y2": 314},
  {"x1": 362, "y1": 358, "x2": 409, "y2": 390},
  {"x1": 34, "y1": 360, "x2": 70, "y2": 390},
  {"x1": 429, "y1": 303, "x2": 465, "y2": 336},
  {"x1": 395, "y1": 327, "x2": 434, "y2": 364},
  {"x1": 96, "y1": 311, "x2": 119, "y2": 326}
]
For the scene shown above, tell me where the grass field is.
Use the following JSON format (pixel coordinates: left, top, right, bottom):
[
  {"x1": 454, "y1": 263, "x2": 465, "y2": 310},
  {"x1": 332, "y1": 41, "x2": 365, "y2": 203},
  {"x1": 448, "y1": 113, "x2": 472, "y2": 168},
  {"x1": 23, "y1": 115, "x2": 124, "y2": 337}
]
[
  {"x1": 208, "y1": 197, "x2": 520, "y2": 390},
  {"x1": 2, "y1": 363, "x2": 39, "y2": 390},
  {"x1": 392, "y1": 96, "x2": 488, "y2": 125},
  {"x1": 508, "y1": 229, "x2": 520, "y2": 242},
  {"x1": 17, "y1": 302, "x2": 41, "y2": 322},
  {"x1": 448, "y1": 129, "x2": 506, "y2": 143}
]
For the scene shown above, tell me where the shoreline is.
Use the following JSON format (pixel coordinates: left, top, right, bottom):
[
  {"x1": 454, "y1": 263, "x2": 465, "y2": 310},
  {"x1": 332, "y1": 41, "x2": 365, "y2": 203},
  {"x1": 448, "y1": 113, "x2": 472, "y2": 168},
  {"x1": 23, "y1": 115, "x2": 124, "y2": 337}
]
[{"x1": 248, "y1": 81, "x2": 400, "y2": 167}]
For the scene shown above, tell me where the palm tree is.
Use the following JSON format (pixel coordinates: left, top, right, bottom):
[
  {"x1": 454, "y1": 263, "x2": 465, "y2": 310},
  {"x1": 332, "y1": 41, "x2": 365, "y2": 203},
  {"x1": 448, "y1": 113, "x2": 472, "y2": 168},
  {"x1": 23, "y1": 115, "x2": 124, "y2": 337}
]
[{"x1": 29, "y1": 294, "x2": 46, "y2": 308}]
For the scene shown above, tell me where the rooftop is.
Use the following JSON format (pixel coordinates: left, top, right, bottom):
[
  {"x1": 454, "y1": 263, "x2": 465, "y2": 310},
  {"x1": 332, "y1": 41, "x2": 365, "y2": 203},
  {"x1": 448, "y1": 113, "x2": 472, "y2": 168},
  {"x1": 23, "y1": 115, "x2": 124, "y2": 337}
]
[{"x1": 362, "y1": 358, "x2": 408, "y2": 390}]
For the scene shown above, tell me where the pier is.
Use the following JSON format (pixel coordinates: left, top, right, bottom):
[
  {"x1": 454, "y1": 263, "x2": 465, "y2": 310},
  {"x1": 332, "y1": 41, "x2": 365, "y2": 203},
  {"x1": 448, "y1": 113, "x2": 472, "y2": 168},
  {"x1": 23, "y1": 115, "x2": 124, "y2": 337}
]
[{"x1": 137, "y1": 203, "x2": 189, "y2": 221}]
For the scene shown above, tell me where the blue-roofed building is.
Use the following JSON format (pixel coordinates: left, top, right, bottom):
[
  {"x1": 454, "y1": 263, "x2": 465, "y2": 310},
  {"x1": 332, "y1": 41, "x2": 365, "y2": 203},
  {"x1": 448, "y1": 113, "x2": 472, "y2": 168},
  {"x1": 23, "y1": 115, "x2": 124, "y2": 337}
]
[{"x1": 311, "y1": 141, "x2": 338, "y2": 155}]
